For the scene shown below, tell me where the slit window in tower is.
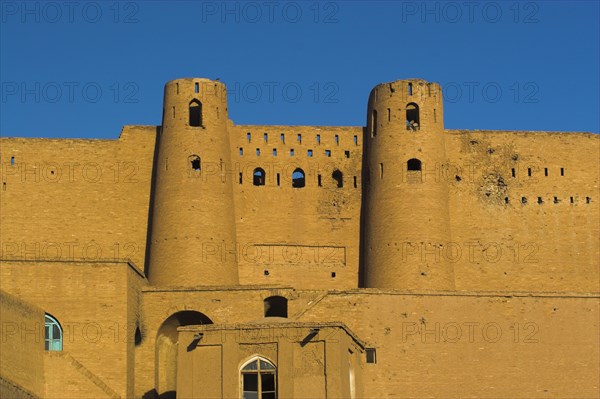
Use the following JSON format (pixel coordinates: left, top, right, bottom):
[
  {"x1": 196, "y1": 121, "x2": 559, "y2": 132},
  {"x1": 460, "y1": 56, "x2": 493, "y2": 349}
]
[
  {"x1": 276, "y1": 173, "x2": 280, "y2": 186},
  {"x1": 189, "y1": 99, "x2": 202, "y2": 127},
  {"x1": 172, "y1": 106, "x2": 175, "y2": 118},
  {"x1": 264, "y1": 133, "x2": 268, "y2": 143},
  {"x1": 512, "y1": 168, "x2": 516, "y2": 177},
  {"x1": 325, "y1": 150, "x2": 331, "y2": 157},
  {"x1": 298, "y1": 134, "x2": 302, "y2": 143},
  {"x1": 308, "y1": 149, "x2": 313, "y2": 157},
  {"x1": 371, "y1": 110, "x2": 378, "y2": 137},
  {"x1": 290, "y1": 149, "x2": 295, "y2": 156},
  {"x1": 239, "y1": 173, "x2": 243, "y2": 184},
  {"x1": 253, "y1": 168, "x2": 266, "y2": 186},
  {"x1": 353, "y1": 176, "x2": 357, "y2": 188},
  {"x1": 406, "y1": 103, "x2": 420, "y2": 131},
  {"x1": 318, "y1": 174, "x2": 322, "y2": 187},
  {"x1": 387, "y1": 108, "x2": 391, "y2": 122},
  {"x1": 292, "y1": 168, "x2": 305, "y2": 188},
  {"x1": 239, "y1": 148, "x2": 243, "y2": 156},
  {"x1": 561, "y1": 167, "x2": 565, "y2": 176},
  {"x1": 176, "y1": 82, "x2": 179, "y2": 94},
  {"x1": 247, "y1": 133, "x2": 251, "y2": 143},
  {"x1": 408, "y1": 83, "x2": 413, "y2": 96},
  {"x1": 316, "y1": 134, "x2": 321, "y2": 144},
  {"x1": 335, "y1": 134, "x2": 339, "y2": 145},
  {"x1": 407, "y1": 158, "x2": 422, "y2": 171},
  {"x1": 379, "y1": 163, "x2": 383, "y2": 179},
  {"x1": 528, "y1": 168, "x2": 532, "y2": 177},
  {"x1": 544, "y1": 167, "x2": 548, "y2": 176},
  {"x1": 332, "y1": 170, "x2": 343, "y2": 188},
  {"x1": 273, "y1": 149, "x2": 277, "y2": 156},
  {"x1": 434, "y1": 108, "x2": 437, "y2": 123},
  {"x1": 194, "y1": 82, "x2": 199, "y2": 93},
  {"x1": 345, "y1": 151, "x2": 350, "y2": 158},
  {"x1": 256, "y1": 148, "x2": 260, "y2": 156},
  {"x1": 354, "y1": 135, "x2": 358, "y2": 145},
  {"x1": 280, "y1": 133, "x2": 285, "y2": 143}
]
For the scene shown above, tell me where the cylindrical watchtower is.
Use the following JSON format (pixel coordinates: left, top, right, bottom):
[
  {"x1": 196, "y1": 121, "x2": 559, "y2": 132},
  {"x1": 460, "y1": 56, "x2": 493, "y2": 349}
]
[
  {"x1": 148, "y1": 78, "x2": 239, "y2": 287},
  {"x1": 362, "y1": 79, "x2": 454, "y2": 290}
]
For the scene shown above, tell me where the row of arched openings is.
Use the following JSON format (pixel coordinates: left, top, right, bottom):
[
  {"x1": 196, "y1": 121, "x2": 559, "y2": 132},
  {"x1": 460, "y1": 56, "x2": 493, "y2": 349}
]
[
  {"x1": 371, "y1": 102, "x2": 421, "y2": 136},
  {"x1": 254, "y1": 168, "x2": 343, "y2": 188}
]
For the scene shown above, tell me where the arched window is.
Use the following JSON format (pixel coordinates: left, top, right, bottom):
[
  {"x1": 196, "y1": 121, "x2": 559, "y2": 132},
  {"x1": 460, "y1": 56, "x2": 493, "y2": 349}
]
[
  {"x1": 406, "y1": 103, "x2": 420, "y2": 131},
  {"x1": 44, "y1": 314, "x2": 62, "y2": 351},
  {"x1": 264, "y1": 296, "x2": 288, "y2": 318},
  {"x1": 407, "y1": 158, "x2": 422, "y2": 171},
  {"x1": 292, "y1": 168, "x2": 305, "y2": 188},
  {"x1": 253, "y1": 168, "x2": 266, "y2": 186},
  {"x1": 189, "y1": 155, "x2": 201, "y2": 171},
  {"x1": 241, "y1": 357, "x2": 277, "y2": 399},
  {"x1": 332, "y1": 170, "x2": 343, "y2": 188},
  {"x1": 189, "y1": 99, "x2": 202, "y2": 127}
]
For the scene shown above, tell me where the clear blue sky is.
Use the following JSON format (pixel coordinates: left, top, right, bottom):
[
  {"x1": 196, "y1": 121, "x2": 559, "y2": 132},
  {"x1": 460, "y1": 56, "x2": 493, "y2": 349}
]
[{"x1": 1, "y1": 0, "x2": 598, "y2": 138}]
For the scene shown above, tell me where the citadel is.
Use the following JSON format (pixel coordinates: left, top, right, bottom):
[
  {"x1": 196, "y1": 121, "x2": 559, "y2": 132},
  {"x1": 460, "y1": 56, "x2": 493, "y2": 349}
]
[{"x1": 0, "y1": 78, "x2": 598, "y2": 398}]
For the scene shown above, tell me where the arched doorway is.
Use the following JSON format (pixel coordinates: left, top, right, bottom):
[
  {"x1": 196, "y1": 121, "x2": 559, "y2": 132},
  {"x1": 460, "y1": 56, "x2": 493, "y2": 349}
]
[{"x1": 155, "y1": 311, "x2": 213, "y2": 398}]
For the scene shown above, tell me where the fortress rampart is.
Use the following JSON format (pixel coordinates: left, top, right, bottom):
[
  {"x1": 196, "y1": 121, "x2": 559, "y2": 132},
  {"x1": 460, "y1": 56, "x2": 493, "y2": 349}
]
[{"x1": 1, "y1": 78, "x2": 598, "y2": 293}]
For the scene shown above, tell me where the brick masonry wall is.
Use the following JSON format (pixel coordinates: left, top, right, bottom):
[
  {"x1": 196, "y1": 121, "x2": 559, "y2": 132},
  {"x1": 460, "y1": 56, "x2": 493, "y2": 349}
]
[{"x1": 0, "y1": 290, "x2": 45, "y2": 398}]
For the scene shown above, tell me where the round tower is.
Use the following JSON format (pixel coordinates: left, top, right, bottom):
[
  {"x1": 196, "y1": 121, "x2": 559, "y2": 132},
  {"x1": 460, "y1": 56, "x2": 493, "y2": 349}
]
[
  {"x1": 362, "y1": 79, "x2": 454, "y2": 290},
  {"x1": 148, "y1": 78, "x2": 239, "y2": 287}
]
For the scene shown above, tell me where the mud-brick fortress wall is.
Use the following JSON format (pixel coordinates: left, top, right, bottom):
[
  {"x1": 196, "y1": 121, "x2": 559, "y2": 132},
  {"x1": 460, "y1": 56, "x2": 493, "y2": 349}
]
[
  {"x1": 229, "y1": 124, "x2": 363, "y2": 289},
  {"x1": 0, "y1": 127, "x2": 157, "y2": 270},
  {"x1": 445, "y1": 130, "x2": 599, "y2": 292},
  {"x1": 361, "y1": 79, "x2": 599, "y2": 293},
  {"x1": 1, "y1": 77, "x2": 598, "y2": 293}
]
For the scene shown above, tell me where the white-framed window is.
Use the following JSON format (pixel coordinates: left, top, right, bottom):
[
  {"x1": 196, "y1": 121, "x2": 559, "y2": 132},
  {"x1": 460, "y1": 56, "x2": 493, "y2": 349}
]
[
  {"x1": 241, "y1": 356, "x2": 277, "y2": 399},
  {"x1": 44, "y1": 314, "x2": 62, "y2": 351}
]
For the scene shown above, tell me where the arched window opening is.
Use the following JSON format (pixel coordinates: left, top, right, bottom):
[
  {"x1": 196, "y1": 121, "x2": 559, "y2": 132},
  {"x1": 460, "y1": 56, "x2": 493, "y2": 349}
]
[
  {"x1": 407, "y1": 158, "x2": 422, "y2": 171},
  {"x1": 264, "y1": 296, "x2": 288, "y2": 318},
  {"x1": 332, "y1": 170, "x2": 343, "y2": 188},
  {"x1": 371, "y1": 110, "x2": 378, "y2": 136},
  {"x1": 189, "y1": 99, "x2": 202, "y2": 127},
  {"x1": 292, "y1": 168, "x2": 305, "y2": 188},
  {"x1": 241, "y1": 357, "x2": 277, "y2": 399},
  {"x1": 253, "y1": 168, "x2": 266, "y2": 186},
  {"x1": 189, "y1": 155, "x2": 201, "y2": 171},
  {"x1": 406, "y1": 103, "x2": 420, "y2": 131},
  {"x1": 44, "y1": 314, "x2": 62, "y2": 351}
]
